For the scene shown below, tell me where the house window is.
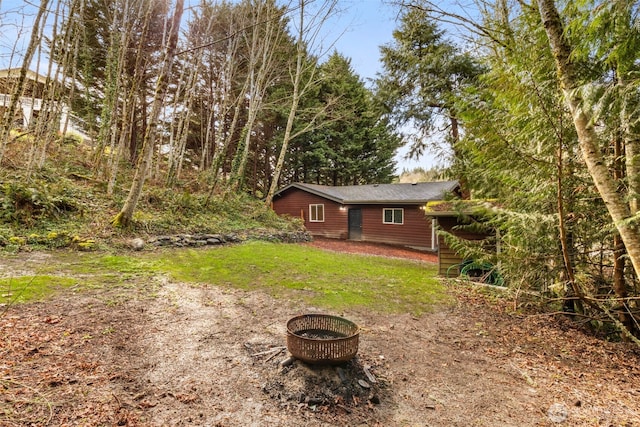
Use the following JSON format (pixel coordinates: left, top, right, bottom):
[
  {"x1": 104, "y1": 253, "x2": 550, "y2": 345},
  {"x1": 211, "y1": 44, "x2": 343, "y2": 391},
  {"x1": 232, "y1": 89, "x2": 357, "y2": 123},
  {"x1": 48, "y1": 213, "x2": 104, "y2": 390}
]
[
  {"x1": 309, "y1": 204, "x2": 324, "y2": 222},
  {"x1": 383, "y1": 208, "x2": 403, "y2": 224}
]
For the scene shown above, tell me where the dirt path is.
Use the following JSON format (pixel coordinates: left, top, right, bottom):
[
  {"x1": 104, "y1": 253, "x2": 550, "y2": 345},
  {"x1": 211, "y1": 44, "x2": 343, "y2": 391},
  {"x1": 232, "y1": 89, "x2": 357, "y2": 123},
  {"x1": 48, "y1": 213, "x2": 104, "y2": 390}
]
[{"x1": 1, "y1": 245, "x2": 639, "y2": 426}]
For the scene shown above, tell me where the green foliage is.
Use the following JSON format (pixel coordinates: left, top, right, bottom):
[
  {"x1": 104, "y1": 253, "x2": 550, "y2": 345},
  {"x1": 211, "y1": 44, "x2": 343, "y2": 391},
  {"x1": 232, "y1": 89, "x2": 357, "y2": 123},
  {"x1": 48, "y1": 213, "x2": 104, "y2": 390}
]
[
  {"x1": 0, "y1": 158, "x2": 303, "y2": 251},
  {"x1": 157, "y1": 241, "x2": 448, "y2": 314},
  {"x1": 428, "y1": 0, "x2": 639, "y2": 337},
  {"x1": 288, "y1": 53, "x2": 400, "y2": 185},
  {"x1": 2, "y1": 0, "x2": 405, "y2": 226},
  {"x1": 59, "y1": 133, "x2": 83, "y2": 146},
  {"x1": 0, "y1": 179, "x2": 84, "y2": 226},
  {"x1": 130, "y1": 188, "x2": 299, "y2": 234},
  {"x1": 375, "y1": 4, "x2": 485, "y2": 162}
]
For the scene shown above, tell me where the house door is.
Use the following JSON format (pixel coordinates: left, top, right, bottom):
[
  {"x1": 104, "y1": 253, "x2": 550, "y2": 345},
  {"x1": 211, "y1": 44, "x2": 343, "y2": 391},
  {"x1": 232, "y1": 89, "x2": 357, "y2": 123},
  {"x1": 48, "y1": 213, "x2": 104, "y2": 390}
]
[{"x1": 348, "y1": 208, "x2": 362, "y2": 240}]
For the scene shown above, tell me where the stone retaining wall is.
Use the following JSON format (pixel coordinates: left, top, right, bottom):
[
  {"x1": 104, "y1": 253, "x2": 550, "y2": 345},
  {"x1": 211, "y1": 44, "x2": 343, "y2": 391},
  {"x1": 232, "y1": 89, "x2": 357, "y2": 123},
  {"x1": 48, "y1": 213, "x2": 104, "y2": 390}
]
[{"x1": 141, "y1": 230, "x2": 312, "y2": 249}]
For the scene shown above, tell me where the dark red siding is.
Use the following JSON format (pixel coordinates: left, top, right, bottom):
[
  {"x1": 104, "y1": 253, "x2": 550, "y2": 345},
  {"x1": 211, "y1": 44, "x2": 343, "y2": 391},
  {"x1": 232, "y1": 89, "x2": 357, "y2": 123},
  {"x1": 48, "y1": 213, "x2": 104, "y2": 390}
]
[
  {"x1": 273, "y1": 188, "x2": 435, "y2": 248},
  {"x1": 272, "y1": 189, "x2": 348, "y2": 239},
  {"x1": 357, "y1": 204, "x2": 433, "y2": 248}
]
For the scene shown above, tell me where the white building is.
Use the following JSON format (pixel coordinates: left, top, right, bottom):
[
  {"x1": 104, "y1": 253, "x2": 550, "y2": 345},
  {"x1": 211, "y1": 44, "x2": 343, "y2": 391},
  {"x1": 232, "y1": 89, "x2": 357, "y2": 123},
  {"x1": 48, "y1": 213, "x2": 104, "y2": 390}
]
[{"x1": 0, "y1": 68, "x2": 88, "y2": 139}]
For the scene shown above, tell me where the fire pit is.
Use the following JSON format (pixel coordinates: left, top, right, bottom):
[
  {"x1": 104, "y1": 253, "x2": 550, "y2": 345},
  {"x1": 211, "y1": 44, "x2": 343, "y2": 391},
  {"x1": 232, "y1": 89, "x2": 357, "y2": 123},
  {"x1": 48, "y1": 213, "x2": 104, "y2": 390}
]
[{"x1": 286, "y1": 314, "x2": 359, "y2": 364}]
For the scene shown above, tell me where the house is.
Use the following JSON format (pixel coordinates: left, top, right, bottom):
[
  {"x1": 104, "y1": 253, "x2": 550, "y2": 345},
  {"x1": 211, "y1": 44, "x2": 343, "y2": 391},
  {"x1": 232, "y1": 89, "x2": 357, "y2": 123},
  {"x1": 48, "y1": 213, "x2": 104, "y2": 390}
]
[
  {"x1": 0, "y1": 68, "x2": 88, "y2": 139},
  {"x1": 272, "y1": 181, "x2": 461, "y2": 249}
]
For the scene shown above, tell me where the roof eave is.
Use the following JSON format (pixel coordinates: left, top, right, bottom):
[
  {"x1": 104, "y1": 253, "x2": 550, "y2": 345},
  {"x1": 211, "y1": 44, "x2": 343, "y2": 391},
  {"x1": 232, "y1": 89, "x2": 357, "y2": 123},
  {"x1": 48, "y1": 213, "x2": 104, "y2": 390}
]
[
  {"x1": 274, "y1": 183, "x2": 344, "y2": 204},
  {"x1": 343, "y1": 199, "x2": 431, "y2": 205}
]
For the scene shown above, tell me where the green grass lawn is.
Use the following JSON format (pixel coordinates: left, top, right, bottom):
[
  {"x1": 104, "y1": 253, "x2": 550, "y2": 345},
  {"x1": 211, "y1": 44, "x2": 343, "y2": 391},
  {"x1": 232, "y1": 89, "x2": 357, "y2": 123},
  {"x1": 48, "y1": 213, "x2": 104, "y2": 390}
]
[
  {"x1": 154, "y1": 241, "x2": 448, "y2": 314},
  {"x1": 0, "y1": 275, "x2": 78, "y2": 305},
  {"x1": 1, "y1": 241, "x2": 449, "y2": 315}
]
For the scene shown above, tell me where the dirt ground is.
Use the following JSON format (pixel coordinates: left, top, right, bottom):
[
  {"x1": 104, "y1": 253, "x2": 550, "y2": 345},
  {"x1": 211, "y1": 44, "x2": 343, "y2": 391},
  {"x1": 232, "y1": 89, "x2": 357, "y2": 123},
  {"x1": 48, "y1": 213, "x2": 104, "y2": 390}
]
[{"x1": 1, "y1": 239, "x2": 640, "y2": 426}]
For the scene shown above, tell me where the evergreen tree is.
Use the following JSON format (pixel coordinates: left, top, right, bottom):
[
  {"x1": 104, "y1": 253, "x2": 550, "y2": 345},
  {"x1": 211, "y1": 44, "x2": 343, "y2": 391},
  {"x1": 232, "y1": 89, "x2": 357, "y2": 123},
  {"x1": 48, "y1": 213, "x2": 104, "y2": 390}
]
[
  {"x1": 54, "y1": 0, "x2": 170, "y2": 178},
  {"x1": 376, "y1": 5, "x2": 484, "y2": 168},
  {"x1": 264, "y1": 0, "x2": 340, "y2": 205},
  {"x1": 452, "y1": 0, "x2": 594, "y2": 305},
  {"x1": 399, "y1": 0, "x2": 640, "y2": 339},
  {"x1": 536, "y1": 0, "x2": 640, "y2": 338},
  {"x1": 293, "y1": 52, "x2": 399, "y2": 186},
  {"x1": 564, "y1": 0, "x2": 640, "y2": 333},
  {"x1": 51, "y1": 0, "x2": 109, "y2": 135}
]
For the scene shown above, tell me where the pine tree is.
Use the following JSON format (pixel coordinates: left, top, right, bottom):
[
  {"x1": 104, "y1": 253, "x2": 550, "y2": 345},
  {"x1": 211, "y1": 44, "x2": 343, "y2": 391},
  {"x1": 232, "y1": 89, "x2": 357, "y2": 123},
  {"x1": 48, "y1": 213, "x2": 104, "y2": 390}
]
[
  {"x1": 400, "y1": 0, "x2": 640, "y2": 340},
  {"x1": 293, "y1": 53, "x2": 399, "y2": 186},
  {"x1": 376, "y1": 6, "x2": 484, "y2": 168}
]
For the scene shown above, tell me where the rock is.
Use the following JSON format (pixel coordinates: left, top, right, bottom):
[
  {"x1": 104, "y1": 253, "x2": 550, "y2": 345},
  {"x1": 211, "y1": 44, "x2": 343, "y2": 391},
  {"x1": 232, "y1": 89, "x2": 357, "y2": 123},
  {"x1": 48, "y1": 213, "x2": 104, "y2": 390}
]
[
  {"x1": 144, "y1": 230, "x2": 310, "y2": 248},
  {"x1": 305, "y1": 397, "x2": 324, "y2": 405},
  {"x1": 151, "y1": 236, "x2": 173, "y2": 246},
  {"x1": 357, "y1": 379, "x2": 370, "y2": 389},
  {"x1": 129, "y1": 238, "x2": 145, "y2": 251}
]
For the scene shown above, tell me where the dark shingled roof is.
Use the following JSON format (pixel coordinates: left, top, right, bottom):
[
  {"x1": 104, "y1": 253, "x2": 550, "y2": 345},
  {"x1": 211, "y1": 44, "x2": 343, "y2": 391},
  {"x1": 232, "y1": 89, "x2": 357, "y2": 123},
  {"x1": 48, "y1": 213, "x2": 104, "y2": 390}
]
[{"x1": 274, "y1": 181, "x2": 460, "y2": 204}]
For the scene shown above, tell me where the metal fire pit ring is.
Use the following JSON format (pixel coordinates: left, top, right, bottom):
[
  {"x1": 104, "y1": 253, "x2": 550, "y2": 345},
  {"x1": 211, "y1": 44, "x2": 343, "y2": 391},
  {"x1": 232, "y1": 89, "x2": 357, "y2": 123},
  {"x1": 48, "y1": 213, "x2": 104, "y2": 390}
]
[{"x1": 286, "y1": 314, "x2": 359, "y2": 364}]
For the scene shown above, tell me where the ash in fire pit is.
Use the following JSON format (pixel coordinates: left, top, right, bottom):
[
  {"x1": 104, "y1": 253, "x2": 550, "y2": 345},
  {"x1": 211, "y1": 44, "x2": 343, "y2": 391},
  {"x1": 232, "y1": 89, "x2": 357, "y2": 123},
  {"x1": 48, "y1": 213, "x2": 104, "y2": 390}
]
[
  {"x1": 260, "y1": 353, "x2": 389, "y2": 417},
  {"x1": 297, "y1": 329, "x2": 347, "y2": 340}
]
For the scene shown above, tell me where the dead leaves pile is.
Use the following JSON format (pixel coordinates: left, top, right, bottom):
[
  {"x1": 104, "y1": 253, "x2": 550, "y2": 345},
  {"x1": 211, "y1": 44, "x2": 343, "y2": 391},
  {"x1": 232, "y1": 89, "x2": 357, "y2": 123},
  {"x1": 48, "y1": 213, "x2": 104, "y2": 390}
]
[
  {"x1": 454, "y1": 286, "x2": 640, "y2": 425},
  {"x1": 0, "y1": 305, "x2": 142, "y2": 426}
]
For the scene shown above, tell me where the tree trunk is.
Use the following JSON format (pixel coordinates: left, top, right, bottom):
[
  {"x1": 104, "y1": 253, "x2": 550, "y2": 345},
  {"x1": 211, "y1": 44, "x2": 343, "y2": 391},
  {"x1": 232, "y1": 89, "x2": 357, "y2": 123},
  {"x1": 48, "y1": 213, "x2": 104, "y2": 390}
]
[
  {"x1": 205, "y1": 77, "x2": 247, "y2": 205},
  {"x1": 264, "y1": 1, "x2": 307, "y2": 205},
  {"x1": 113, "y1": 0, "x2": 185, "y2": 227},
  {"x1": 612, "y1": 115, "x2": 634, "y2": 335},
  {"x1": 30, "y1": 0, "x2": 69, "y2": 174},
  {"x1": 556, "y1": 139, "x2": 583, "y2": 314},
  {"x1": 107, "y1": 0, "x2": 149, "y2": 194},
  {"x1": 94, "y1": 0, "x2": 135, "y2": 179},
  {"x1": 537, "y1": 0, "x2": 640, "y2": 279},
  {"x1": 623, "y1": 96, "x2": 640, "y2": 214},
  {"x1": 228, "y1": 1, "x2": 284, "y2": 193}
]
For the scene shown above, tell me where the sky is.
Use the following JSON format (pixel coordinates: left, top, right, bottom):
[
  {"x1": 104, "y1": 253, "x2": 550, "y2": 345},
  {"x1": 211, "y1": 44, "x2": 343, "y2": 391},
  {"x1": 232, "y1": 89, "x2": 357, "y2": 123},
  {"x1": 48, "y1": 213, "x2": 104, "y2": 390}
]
[{"x1": 321, "y1": 0, "x2": 397, "y2": 83}]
